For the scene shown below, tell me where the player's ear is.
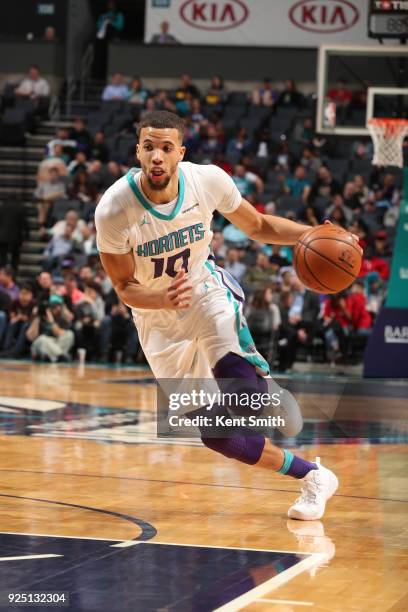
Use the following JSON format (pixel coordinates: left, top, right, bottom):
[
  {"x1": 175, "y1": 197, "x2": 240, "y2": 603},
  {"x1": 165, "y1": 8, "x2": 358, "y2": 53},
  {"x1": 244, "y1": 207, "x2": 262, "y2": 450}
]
[
  {"x1": 136, "y1": 143, "x2": 140, "y2": 161},
  {"x1": 179, "y1": 146, "x2": 186, "y2": 161}
]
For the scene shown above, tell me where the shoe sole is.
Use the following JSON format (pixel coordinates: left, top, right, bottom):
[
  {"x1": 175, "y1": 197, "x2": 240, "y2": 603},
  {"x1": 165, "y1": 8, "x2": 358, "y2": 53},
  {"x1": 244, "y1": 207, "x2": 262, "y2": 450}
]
[{"x1": 287, "y1": 470, "x2": 339, "y2": 521}]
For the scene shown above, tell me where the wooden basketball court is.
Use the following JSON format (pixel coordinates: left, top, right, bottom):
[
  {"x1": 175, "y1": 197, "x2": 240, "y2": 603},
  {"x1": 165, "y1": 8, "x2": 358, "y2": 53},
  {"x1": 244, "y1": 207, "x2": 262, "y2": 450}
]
[{"x1": 0, "y1": 361, "x2": 407, "y2": 611}]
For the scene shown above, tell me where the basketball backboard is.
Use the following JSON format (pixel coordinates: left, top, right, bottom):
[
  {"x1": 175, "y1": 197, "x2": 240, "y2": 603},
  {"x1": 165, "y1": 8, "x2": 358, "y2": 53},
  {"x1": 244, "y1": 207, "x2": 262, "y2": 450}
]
[{"x1": 316, "y1": 44, "x2": 408, "y2": 136}]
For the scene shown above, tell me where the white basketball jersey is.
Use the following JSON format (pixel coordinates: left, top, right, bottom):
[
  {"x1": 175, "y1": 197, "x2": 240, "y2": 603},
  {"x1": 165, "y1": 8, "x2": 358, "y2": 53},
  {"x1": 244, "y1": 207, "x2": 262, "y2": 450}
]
[{"x1": 95, "y1": 162, "x2": 242, "y2": 293}]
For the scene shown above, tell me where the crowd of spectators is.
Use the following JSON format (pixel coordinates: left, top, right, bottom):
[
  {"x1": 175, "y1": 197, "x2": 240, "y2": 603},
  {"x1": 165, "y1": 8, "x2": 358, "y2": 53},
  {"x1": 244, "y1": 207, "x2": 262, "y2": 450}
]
[{"x1": 0, "y1": 71, "x2": 403, "y2": 369}]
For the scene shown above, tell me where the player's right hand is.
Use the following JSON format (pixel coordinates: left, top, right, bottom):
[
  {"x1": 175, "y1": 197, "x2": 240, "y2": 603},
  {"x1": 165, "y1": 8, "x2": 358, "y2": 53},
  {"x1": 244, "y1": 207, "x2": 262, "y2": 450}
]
[{"x1": 163, "y1": 269, "x2": 193, "y2": 310}]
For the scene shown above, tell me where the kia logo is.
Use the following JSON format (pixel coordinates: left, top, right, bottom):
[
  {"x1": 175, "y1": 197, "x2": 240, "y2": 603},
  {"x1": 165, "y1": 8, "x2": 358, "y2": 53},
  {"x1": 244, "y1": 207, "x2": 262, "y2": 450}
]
[
  {"x1": 289, "y1": 0, "x2": 359, "y2": 34},
  {"x1": 180, "y1": 0, "x2": 249, "y2": 31}
]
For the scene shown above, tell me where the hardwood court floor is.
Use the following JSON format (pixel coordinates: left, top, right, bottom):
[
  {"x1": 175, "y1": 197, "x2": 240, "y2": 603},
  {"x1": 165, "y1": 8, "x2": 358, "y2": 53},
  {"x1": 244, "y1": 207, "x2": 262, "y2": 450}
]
[{"x1": 0, "y1": 362, "x2": 407, "y2": 611}]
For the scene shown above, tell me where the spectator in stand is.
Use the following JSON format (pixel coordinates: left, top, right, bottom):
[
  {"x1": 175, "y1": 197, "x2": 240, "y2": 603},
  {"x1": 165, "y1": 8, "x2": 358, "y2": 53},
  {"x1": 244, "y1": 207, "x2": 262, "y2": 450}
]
[
  {"x1": 36, "y1": 145, "x2": 69, "y2": 187},
  {"x1": 269, "y1": 244, "x2": 291, "y2": 272},
  {"x1": 294, "y1": 119, "x2": 314, "y2": 146},
  {"x1": 127, "y1": 77, "x2": 149, "y2": 106},
  {"x1": 74, "y1": 281, "x2": 105, "y2": 361},
  {"x1": 42, "y1": 223, "x2": 80, "y2": 272},
  {"x1": 154, "y1": 90, "x2": 176, "y2": 113},
  {"x1": 308, "y1": 166, "x2": 342, "y2": 204},
  {"x1": 253, "y1": 129, "x2": 274, "y2": 158},
  {"x1": 353, "y1": 175, "x2": 370, "y2": 205},
  {"x1": 251, "y1": 78, "x2": 277, "y2": 107},
  {"x1": 46, "y1": 128, "x2": 77, "y2": 161},
  {"x1": 325, "y1": 194, "x2": 353, "y2": 226},
  {"x1": 43, "y1": 26, "x2": 57, "y2": 42},
  {"x1": 69, "y1": 169, "x2": 96, "y2": 204},
  {"x1": 150, "y1": 20, "x2": 179, "y2": 45},
  {"x1": 359, "y1": 199, "x2": 384, "y2": 234},
  {"x1": 297, "y1": 204, "x2": 322, "y2": 227},
  {"x1": 374, "y1": 173, "x2": 399, "y2": 206},
  {"x1": 93, "y1": 1, "x2": 125, "y2": 78},
  {"x1": 224, "y1": 248, "x2": 247, "y2": 283},
  {"x1": 199, "y1": 125, "x2": 223, "y2": 157},
  {"x1": 0, "y1": 283, "x2": 35, "y2": 358},
  {"x1": 64, "y1": 273, "x2": 85, "y2": 306},
  {"x1": 69, "y1": 118, "x2": 92, "y2": 156},
  {"x1": 300, "y1": 147, "x2": 322, "y2": 173},
  {"x1": 96, "y1": 0, "x2": 124, "y2": 39},
  {"x1": 34, "y1": 167, "x2": 67, "y2": 228},
  {"x1": 232, "y1": 164, "x2": 262, "y2": 198},
  {"x1": 35, "y1": 271, "x2": 52, "y2": 302},
  {"x1": 0, "y1": 266, "x2": 19, "y2": 301},
  {"x1": 191, "y1": 99, "x2": 205, "y2": 125},
  {"x1": 242, "y1": 252, "x2": 272, "y2": 294},
  {"x1": 226, "y1": 127, "x2": 251, "y2": 157},
  {"x1": 327, "y1": 206, "x2": 349, "y2": 229},
  {"x1": 175, "y1": 74, "x2": 201, "y2": 101},
  {"x1": 99, "y1": 297, "x2": 139, "y2": 363},
  {"x1": 205, "y1": 75, "x2": 227, "y2": 108},
  {"x1": 211, "y1": 230, "x2": 227, "y2": 260},
  {"x1": 343, "y1": 181, "x2": 362, "y2": 212},
  {"x1": 285, "y1": 165, "x2": 311, "y2": 201},
  {"x1": 328, "y1": 79, "x2": 352, "y2": 123},
  {"x1": 0, "y1": 195, "x2": 29, "y2": 271},
  {"x1": 102, "y1": 161, "x2": 122, "y2": 188},
  {"x1": 246, "y1": 286, "x2": 281, "y2": 361},
  {"x1": 67, "y1": 151, "x2": 89, "y2": 176},
  {"x1": 366, "y1": 230, "x2": 392, "y2": 261},
  {"x1": 102, "y1": 73, "x2": 129, "y2": 101},
  {"x1": 90, "y1": 132, "x2": 110, "y2": 163},
  {"x1": 347, "y1": 281, "x2": 372, "y2": 338},
  {"x1": 277, "y1": 290, "x2": 298, "y2": 372},
  {"x1": 351, "y1": 140, "x2": 373, "y2": 160},
  {"x1": 322, "y1": 293, "x2": 350, "y2": 362},
  {"x1": 48, "y1": 210, "x2": 90, "y2": 245},
  {"x1": 28, "y1": 295, "x2": 74, "y2": 362},
  {"x1": 277, "y1": 79, "x2": 305, "y2": 109},
  {"x1": 14, "y1": 65, "x2": 50, "y2": 110}
]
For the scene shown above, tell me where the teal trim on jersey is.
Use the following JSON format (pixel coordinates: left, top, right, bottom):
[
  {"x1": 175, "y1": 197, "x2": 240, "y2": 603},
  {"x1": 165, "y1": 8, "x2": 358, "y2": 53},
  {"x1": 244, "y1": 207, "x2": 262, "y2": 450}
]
[
  {"x1": 204, "y1": 261, "x2": 270, "y2": 374},
  {"x1": 277, "y1": 449, "x2": 294, "y2": 474},
  {"x1": 126, "y1": 168, "x2": 185, "y2": 221}
]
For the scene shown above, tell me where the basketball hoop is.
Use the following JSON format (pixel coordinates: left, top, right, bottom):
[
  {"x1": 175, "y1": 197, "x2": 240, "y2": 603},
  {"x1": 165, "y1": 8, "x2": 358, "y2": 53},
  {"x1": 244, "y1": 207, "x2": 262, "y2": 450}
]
[{"x1": 368, "y1": 118, "x2": 408, "y2": 168}]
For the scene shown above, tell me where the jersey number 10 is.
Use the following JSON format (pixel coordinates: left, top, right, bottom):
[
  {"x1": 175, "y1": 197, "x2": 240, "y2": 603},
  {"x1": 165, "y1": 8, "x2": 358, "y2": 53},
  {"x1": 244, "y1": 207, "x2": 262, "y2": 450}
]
[{"x1": 151, "y1": 248, "x2": 191, "y2": 278}]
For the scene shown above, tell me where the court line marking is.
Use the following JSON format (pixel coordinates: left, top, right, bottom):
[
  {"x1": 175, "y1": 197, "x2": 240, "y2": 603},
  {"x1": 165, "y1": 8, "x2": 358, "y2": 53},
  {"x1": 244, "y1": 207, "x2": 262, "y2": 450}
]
[
  {"x1": 0, "y1": 531, "x2": 123, "y2": 542},
  {"x1": 0, "y1": 554, "x2": 63, "y2": 562},
  {"x1": 213, "y1": 555, "x2": 324, "y2": 612},
  {"x1": 1, "y1": 468, "x2": 406, "y2": 503},
  {"x1": 256, "y1": 599, "x2": 313, "y2": 606},
  {"x1": 146, "y1": 540, "x2": 317, "y2": 556},
  {"x1": 0, "y1": 533, "x2": 315, "y2": 556},
  {"x1": 0, "y1": 494, "x2": 156, "y2": 541}
]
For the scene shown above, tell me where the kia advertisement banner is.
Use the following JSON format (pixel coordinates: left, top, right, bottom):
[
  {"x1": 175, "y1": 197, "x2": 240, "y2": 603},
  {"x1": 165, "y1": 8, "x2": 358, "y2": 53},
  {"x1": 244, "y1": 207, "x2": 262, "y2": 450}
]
[{"x1": 145, "y1": 0, "x2": 375, "y2": 47}]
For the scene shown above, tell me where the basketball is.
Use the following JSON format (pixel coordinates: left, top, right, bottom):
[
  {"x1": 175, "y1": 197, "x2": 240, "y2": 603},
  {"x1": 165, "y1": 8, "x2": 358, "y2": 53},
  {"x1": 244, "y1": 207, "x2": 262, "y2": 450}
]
[{"x1": 293, "y1": 224, "x2": 362, "y2": 294}]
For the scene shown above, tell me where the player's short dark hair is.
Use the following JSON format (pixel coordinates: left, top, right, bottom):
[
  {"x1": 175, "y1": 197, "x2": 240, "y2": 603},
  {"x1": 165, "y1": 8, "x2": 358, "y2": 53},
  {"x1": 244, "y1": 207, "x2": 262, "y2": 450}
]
[{"x1": 137, "y1": 111, "x2": 185, "y2": 142}]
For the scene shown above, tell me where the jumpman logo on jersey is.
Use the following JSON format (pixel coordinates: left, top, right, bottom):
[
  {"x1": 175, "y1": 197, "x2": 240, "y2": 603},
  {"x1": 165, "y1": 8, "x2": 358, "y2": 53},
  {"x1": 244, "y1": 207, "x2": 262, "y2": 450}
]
[{"x1": 140, "y1": 213, "x2": 151, "y2": 227}]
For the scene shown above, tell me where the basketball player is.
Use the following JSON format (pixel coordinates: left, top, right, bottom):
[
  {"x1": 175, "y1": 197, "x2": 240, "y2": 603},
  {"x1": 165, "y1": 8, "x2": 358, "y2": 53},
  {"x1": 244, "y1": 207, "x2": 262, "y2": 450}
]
[{"x1": 96, "y1": 111, "x2": 359, "y2": 520}]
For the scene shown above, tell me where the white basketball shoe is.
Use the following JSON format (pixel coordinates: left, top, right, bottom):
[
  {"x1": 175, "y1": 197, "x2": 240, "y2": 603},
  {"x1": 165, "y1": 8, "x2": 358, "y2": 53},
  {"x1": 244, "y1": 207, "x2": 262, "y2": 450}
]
[{"x1": 288, "y1": 457, "x2": 339, "y2": 521}]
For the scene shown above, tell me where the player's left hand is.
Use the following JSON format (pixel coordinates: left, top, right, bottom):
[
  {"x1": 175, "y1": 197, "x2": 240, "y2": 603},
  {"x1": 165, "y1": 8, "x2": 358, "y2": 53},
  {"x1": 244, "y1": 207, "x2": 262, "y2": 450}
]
[{"x1": 323, "y1": 219, "x2": 363, "y2": 256}]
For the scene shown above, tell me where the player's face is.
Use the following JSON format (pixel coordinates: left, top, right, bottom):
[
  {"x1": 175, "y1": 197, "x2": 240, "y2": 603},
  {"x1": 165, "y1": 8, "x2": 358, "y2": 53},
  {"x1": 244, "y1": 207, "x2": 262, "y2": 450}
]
[{"x1": 137, "y1": 128, "x2": 185, "y2": 191}]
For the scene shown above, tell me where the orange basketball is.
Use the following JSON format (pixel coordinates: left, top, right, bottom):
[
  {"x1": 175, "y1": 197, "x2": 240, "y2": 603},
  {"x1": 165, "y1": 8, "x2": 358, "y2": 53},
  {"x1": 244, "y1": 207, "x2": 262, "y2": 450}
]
[{"x1": 293, "y1": 224, "x2": 362, "y2": 294}]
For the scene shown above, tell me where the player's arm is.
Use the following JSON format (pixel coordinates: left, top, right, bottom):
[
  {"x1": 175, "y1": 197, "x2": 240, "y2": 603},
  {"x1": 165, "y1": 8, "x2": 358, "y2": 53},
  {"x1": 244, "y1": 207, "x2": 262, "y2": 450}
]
[
  {"x1": 99, "y1": 251, "x2": 192, "y2": 310},
  {"x1": 223, "y1": 198, "x2": 307, "y2": 245}
]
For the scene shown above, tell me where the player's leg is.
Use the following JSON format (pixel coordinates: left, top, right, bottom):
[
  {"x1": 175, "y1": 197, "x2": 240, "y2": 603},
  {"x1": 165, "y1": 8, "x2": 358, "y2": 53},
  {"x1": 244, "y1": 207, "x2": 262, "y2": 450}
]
[{"x1": 204, "y1": 351, "x2": 338, "y2": 520}]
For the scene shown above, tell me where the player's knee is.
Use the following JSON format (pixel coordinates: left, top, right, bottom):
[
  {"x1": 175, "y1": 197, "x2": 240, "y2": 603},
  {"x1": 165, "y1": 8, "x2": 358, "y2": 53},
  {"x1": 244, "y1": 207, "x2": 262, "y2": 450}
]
[
  {"x1": 213, "y1": 352, "x2": 267, "y2": 417},
  {"x1": 201, "y1": 435, "x2": 265, "y2": 465}
]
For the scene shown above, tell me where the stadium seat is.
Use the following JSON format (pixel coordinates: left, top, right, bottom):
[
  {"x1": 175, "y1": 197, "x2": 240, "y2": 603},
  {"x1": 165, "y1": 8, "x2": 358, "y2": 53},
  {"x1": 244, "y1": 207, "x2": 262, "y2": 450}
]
[
  {"x1": 227, "y1": 91, "x2": 248, "y2": 105},
  {"x1": 0, "y1": 109, "x2": 26, "y2": 144}
]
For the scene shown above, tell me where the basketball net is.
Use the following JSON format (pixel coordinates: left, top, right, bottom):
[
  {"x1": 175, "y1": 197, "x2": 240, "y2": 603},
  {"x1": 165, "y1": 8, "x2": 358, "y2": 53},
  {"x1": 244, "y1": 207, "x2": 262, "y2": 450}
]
[{"x1": 368, "y1": 118, "x2": 408, "y2": 168}]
